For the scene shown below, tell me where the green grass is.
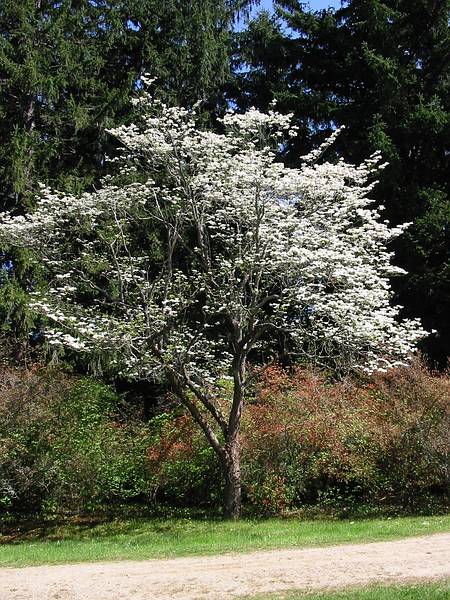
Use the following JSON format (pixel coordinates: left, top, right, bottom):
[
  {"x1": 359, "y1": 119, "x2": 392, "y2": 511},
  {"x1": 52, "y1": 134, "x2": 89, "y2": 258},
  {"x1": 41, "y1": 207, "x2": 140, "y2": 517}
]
[
  {"x1": 245, "y1": 581, "x2": 450, "y2": 600},
  {"x1": 0, "y1": 514, "x2": 449, "y2": 568}
]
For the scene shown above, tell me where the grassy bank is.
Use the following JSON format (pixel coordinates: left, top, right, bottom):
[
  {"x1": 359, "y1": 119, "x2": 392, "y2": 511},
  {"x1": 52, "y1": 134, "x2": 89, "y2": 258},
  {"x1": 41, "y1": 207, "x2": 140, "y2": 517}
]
[
  {"x1": 246, "y1": 580, "x2": 450, "y2": 600},
  {"x1": 1, "y1": 514, "x2": 449, "y2": 567}
]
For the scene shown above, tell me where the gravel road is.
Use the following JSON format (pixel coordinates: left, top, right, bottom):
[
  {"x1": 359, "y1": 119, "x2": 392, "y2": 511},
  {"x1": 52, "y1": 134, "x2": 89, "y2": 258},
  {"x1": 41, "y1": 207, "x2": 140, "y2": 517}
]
[{"x1": 1, "y1": 532, "x2": 449, "y2": 600}]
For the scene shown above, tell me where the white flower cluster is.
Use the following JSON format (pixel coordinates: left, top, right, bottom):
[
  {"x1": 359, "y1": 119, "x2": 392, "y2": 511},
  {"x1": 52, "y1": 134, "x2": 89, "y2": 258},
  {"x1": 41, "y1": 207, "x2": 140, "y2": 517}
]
[{"x1": 0, "y1": 92, "x2": 427, "y2": 385}]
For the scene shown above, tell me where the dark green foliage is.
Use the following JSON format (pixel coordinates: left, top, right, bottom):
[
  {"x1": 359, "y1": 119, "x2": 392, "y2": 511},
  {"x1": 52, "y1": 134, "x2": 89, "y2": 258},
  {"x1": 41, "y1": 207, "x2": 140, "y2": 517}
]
[
  {"x1": 0, "y1": 0, "x2": 257, "y2": 348},
  {"x1": 397, "y1": 191, "x2": 450, "y2": 361},
  {"x1": 0, "y1": 365, "x2": 155, "y2": 517},
  {"x1": 0, "y1": 0, "x2": 252, "y2": 209},
  {"x1": 231, "y1": 0, "x2": 450, "y2": 365},
  {"x1": 0, "y1": 361, "x2": 223, "y2": 519}
]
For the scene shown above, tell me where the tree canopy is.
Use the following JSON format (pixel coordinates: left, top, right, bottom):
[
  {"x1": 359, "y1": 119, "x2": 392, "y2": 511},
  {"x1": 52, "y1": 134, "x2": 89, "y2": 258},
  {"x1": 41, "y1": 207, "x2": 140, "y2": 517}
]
[
  {"x1": 0, "y1": 0, "x2": 257, "y2": 346},
  {"x1": 0, "y1": 0, "x2": 447, "y2": 365},
  {"x1": 231, "y1": 0, "x2": 449, "y2": 365}
]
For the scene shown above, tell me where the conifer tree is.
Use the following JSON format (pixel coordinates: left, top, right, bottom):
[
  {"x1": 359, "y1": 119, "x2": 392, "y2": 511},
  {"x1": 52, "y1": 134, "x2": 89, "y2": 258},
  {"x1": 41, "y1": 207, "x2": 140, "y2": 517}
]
[
  {"x1": 232, "y1": 0, "x2": 449, "y2": 365},
  {"x1": 0, "y1": 0, "x2": 256, "y2": 348}
]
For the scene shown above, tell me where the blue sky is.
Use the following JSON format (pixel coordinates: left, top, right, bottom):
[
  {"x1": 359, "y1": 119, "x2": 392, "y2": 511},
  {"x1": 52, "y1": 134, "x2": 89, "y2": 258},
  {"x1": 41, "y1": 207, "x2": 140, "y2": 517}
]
[
  {"x1": 253, "y1": 1, "x2": 341, "y2": 13},
  {"x1": 236, "y1": 1, "x2": 341, "y2": 29}
]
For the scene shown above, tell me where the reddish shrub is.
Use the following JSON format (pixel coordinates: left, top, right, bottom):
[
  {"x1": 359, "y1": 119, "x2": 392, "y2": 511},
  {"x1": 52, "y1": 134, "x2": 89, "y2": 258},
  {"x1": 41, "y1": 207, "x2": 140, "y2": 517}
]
[
  {"x1": 144, "y1": 361, "x2": 449, "y2": 515},
  {"x1": 241, "y1": 362, "x2": 449, "y2": 514},
  {"x1": 146, "y1": 412, "x2": 222, "y2": 507}
]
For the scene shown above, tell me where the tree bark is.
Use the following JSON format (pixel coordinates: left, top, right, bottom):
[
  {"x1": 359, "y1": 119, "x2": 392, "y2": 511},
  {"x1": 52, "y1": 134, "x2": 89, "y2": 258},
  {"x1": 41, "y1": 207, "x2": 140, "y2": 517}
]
[
  {"x1": 223, "y1": 432, "x2": 242, "y2": 519},
  {"x1": 223, "y1": 345, "x2": 246, "y2": 518}
]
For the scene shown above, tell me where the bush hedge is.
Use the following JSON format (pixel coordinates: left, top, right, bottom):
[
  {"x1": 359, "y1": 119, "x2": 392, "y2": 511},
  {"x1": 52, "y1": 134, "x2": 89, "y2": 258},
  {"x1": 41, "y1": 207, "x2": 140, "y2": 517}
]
[
  {"x1": 0, "y1": 366, "x2": 154, "y2": 517},
  {"x1": 1, "y1": 361, "x2": 448, "y2": 519},
  {"x1": 241, "y1": 363, "x2": 449, "y2": 514},
  {"x1": 146, "y1": 362, "x2": 449, "y2": 515}
]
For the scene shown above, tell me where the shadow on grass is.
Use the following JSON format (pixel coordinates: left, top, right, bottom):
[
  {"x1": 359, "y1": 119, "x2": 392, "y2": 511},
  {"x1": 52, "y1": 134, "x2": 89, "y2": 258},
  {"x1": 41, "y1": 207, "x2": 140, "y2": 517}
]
[
  {"x1": 1, "y1": 501, "x2": 448, "y2": 545},
  {"x1": 0, "y1": 507, "x2": 224, "y2": 544}
]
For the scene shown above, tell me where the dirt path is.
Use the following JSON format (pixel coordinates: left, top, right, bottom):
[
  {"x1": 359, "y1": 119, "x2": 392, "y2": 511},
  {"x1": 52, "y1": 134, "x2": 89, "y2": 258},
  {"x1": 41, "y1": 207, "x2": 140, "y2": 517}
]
[{"x1": 1, "y1": 533, "x2": 449, "y2": 600}]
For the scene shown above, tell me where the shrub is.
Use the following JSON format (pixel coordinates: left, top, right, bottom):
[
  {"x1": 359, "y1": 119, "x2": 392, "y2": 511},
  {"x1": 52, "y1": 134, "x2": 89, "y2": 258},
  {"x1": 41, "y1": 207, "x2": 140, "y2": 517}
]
[
  {"x1": 1, "y1": 359, "x2": 447, "y2": 519},
  {"x1": 142, "y1": 361, "x2": 449, "y2": 515},
  {"x1": 146, "y1": 413, "x2": 222, "y2": 508},
  {"x1": 0, "y1": 365, "x2": 154, "y2": 518},
  {"x1": 242, "y1": 362, "x2": 450, "y2": 514}
]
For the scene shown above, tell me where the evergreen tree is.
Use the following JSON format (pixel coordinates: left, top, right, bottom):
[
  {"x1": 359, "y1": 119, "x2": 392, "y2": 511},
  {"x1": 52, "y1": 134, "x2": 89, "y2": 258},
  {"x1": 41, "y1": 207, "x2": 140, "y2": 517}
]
[
  {"x1": 231, "y1": 0, "x2": 450, "y2": 365},
  {"x1": 0, "y1": 0, "x2": 256, "y2": 348}
]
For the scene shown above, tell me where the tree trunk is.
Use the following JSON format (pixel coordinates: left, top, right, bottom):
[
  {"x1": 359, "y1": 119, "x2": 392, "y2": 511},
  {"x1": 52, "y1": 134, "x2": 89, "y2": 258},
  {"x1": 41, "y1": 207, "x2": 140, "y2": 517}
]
[{"x1": 223, "y1": 433, "x2": 242, "y2": 519}]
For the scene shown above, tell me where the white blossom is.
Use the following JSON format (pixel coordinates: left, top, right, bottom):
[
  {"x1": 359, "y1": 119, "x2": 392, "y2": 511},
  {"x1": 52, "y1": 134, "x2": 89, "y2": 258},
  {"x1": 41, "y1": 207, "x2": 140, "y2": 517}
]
[{"x1": 0, "y1": 94, "x2": 426, "y2": 395}]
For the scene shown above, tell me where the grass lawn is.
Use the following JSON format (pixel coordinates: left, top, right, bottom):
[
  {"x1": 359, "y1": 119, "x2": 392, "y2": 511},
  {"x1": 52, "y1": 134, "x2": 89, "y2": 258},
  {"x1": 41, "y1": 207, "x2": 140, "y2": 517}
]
[
  {"x1": 245, "y1": 581, "x2": 450, "y2": 600},
  {"x1": 0, "y1": 514, "x2": 449, "y2": 568}
]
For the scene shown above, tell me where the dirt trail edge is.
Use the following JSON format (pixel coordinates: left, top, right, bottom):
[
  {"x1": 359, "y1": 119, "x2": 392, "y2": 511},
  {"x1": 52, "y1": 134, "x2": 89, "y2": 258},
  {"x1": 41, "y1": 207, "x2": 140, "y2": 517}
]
[{"x1": 1, "y1": 532, "x2": 449, "y2": 600}]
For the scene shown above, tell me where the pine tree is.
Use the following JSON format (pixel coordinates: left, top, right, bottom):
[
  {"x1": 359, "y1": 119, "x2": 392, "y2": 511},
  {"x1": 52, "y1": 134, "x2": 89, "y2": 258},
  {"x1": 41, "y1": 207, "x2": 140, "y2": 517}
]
[
  {"x1": 231, "y1": 0, "x2": 450, "y2": 365},
  {"x1": 0, "y1": 0, "x2": 256, "y2": 349}
]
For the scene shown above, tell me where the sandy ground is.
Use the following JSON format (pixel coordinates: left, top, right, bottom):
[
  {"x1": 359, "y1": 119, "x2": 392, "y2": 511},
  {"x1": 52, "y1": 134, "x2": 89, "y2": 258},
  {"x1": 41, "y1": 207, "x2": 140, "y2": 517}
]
[{"x1": 1, "y1": 533, "x2": 449, "y2": 600}]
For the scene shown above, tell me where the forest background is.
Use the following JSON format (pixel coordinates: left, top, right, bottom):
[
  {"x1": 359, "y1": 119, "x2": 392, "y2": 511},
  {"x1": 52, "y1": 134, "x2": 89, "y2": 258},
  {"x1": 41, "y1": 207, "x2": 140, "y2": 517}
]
[{"x1": 0, "y1": 0, "x2": 448, "y2": 520}]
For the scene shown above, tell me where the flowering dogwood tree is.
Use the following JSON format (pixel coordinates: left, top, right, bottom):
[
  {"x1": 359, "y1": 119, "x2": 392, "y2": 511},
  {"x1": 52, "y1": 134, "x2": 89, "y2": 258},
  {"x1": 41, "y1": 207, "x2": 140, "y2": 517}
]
[{"x1": 0, "y1": 82, "x2": 425, "y2": 517}]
